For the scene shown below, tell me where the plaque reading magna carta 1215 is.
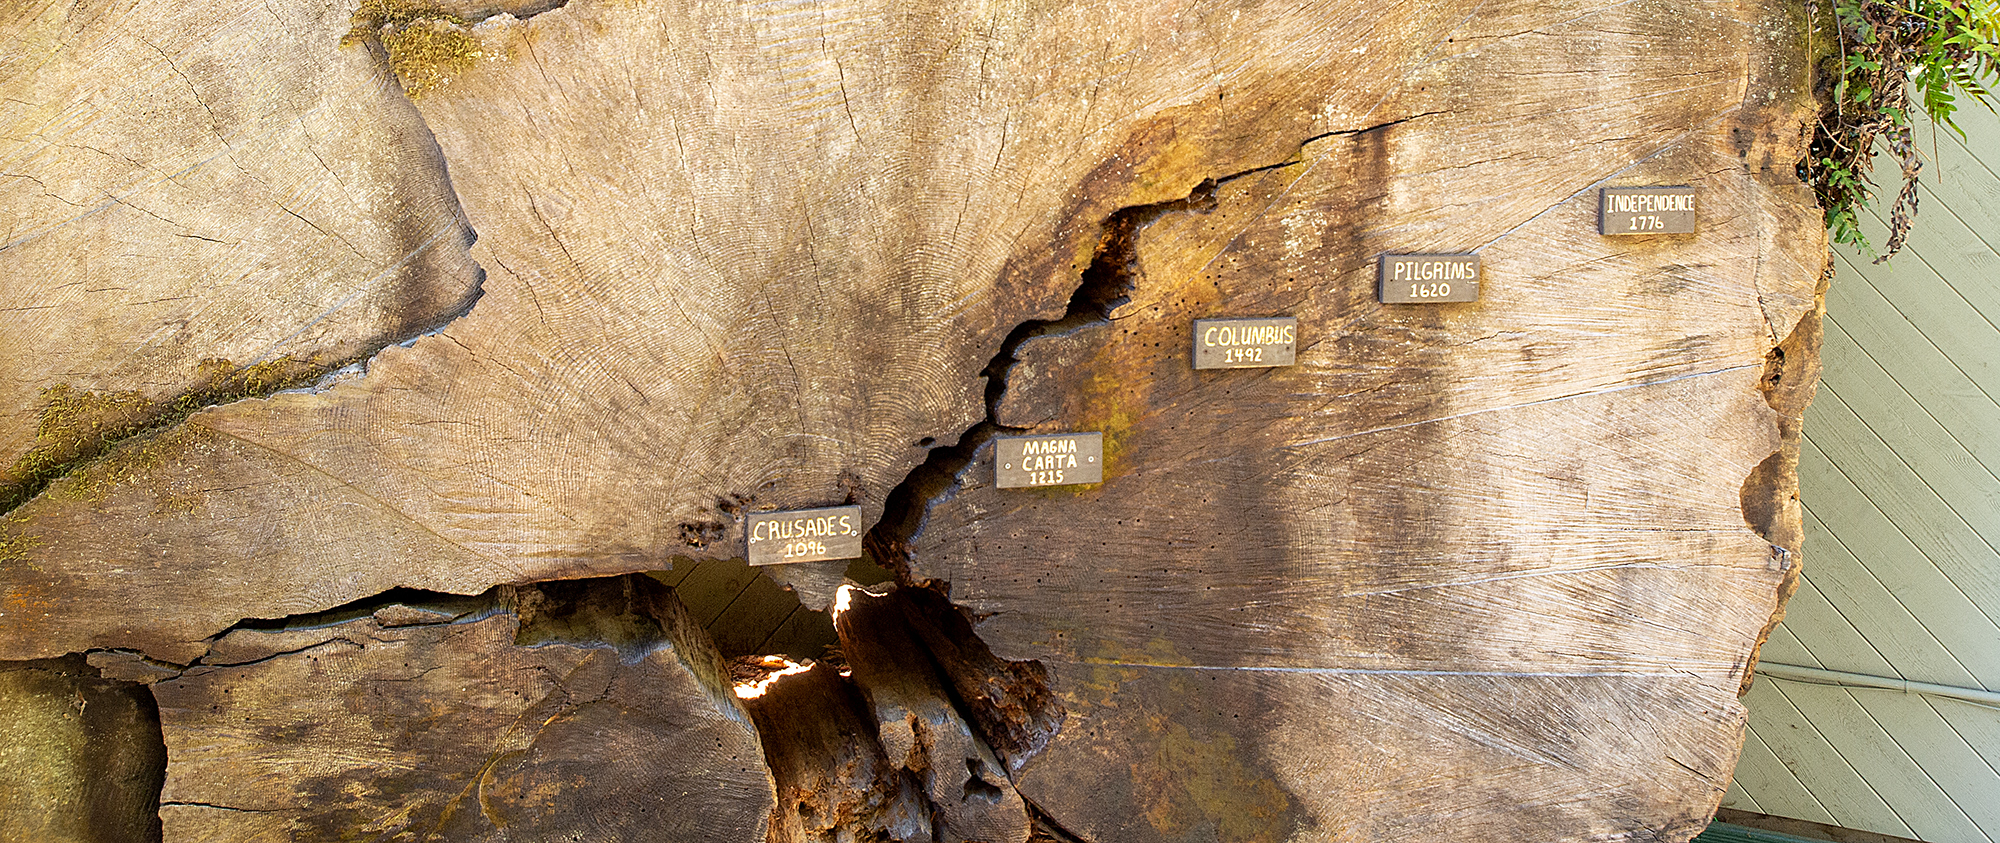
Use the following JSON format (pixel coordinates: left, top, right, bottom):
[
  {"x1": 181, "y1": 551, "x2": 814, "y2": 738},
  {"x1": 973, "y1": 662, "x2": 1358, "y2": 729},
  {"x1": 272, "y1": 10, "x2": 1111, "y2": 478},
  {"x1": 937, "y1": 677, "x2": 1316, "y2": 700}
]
[
  {"x1": 995, "y1": 432, "x2": 1104, "y2": 489},
  {"x1": 1192, "y1": 316, "x2": 1298, "y2": 369},
  {"x1": 745, "y1": 505, "x2": 863, "y2": 566},
  {"x1": 1600, "y1": 186, "x2": 1697, "y2": 235},
  {"x1": 1379, "y1": 254, "x2": 1480, "y2": 303}
]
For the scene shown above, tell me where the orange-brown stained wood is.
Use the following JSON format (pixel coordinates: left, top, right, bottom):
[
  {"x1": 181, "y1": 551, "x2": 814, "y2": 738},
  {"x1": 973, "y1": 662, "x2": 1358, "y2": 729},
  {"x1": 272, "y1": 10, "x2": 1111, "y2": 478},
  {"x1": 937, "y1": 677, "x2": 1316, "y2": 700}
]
[
  {"x1": 837, "y1": 586, "x2": 1032, "y2": 843},
  {"x1": 743, "y1": 662, "x2": 936, "y2": 843},
  {"x1": 1, "y1": 0, "x2": 1523, "y2": 662}
]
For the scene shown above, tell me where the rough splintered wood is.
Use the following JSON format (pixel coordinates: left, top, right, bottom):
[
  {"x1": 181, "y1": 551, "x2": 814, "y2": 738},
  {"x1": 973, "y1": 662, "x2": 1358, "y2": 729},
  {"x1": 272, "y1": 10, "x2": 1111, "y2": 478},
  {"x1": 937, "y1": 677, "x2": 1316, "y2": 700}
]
[
  {"x1": 838, "y1": 586, "x2": 1031, "y2": 843},
  {"x1": 0, "y1": 0, "x2": 483, "y2": 500},
  {"x1": 0, "y1": 657, "x2": 165, "y2": 843},
  {"x1": 149, "y1": 576, "x2": 773, "y2": 842},
  {"x1": 741, "y1": 662, "x2": 935, "y2": 843}
]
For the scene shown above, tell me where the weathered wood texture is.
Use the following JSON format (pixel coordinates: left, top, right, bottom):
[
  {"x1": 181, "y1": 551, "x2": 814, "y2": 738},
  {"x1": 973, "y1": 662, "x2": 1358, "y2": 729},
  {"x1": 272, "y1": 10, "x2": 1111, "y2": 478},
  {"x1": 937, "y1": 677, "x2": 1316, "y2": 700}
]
[
  {"x1": 0, "y1": 657, "x2": 164, "y2": 843},
  {"x1": 147, "y1": 576, "x2": 773, "y2": 842},
  {"x1": 743, "y1": 662, "x2": 936, "y2": 843},
  {"x1": 901, "y1": 1, "x2": 1827, "y2": 839},
  {"x1": 837, "y1": 586, "x2": 1033, "y2": 843},
  {"x1": 0, "y1": 0, "x2": 1742, "y2": 663},
  {"x1": 0, "y1": 0, "x2": 483, "y2": 508},
  {"x1": 0, "y1": 0, "x2": 1825, "y2": 838}
]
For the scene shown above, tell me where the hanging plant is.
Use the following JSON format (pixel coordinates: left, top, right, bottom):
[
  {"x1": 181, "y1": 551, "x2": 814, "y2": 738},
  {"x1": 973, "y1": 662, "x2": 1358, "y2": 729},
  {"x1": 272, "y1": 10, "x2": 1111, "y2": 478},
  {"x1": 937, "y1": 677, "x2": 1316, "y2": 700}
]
[{"x1": 1802, "y1": 0, "x2": 2000, "y2": 261}]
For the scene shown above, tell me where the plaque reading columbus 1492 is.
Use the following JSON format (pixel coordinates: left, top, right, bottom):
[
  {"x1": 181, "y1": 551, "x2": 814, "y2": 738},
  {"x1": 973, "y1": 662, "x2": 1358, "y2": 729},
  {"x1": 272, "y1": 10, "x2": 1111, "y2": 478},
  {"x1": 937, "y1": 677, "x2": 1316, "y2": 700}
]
[
  {"x1": 1600, "y1": 186, "x2": 1697, "y2": 235},
  {"x1": 745, "y1": 505, "x2": 863, "y2": 566},
  {"x1": 994, "y1": 432, "x2": 1103, "y2": 489},
  {"x1": 1192, "y1": 317, "x2": 1297, "y2": 369},
  {"x1": 1379, "y1": 254, "x2": 1479, "y2": 303}
]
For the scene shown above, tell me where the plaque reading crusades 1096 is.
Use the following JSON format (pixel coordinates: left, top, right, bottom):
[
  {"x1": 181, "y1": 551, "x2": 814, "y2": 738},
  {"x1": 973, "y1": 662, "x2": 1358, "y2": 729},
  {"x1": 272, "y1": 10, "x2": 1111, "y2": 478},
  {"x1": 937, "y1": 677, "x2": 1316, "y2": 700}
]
[
  {"x1": 1379, "y1": 254, "x2": 1479, "y2": 303},
  {"x1": 995, "y1": 432, "x2": 1104, "y2": 489},
  {"x1": 1600, "y1": 186, "x2": 1697, "y2": 235},
  {"x1": 1192, "y1": 317, "x2": 1298, "y2": 369},
  {"x1": 745, "y1": 505, "x2": 863, "y2": 566}
]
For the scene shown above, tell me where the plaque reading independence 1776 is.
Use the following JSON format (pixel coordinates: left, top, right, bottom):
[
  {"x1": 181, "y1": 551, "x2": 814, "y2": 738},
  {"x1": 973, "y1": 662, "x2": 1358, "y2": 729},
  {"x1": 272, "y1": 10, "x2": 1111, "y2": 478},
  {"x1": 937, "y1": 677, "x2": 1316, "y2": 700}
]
[
  {"x1": 1192, "y1": 317, "x2": 1297, "y2": 369},
  {"x1": 995, "y1": 432, "x2": 1103, "y2": 489},
  {"x1": 745, "y1": 505, "x2": 863, "y2": 566},
  {"x1": 1379, "y1": 254, "x2": 1479, "y2": 303},
  {"x1": 1600, "y1": 186, "x2": 1697, "y2": 235}
]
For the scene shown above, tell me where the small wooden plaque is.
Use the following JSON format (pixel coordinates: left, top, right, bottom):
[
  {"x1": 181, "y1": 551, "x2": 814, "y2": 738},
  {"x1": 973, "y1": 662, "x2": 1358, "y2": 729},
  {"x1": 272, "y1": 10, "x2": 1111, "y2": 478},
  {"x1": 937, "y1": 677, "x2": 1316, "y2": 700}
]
[
  {"x1": 1192, "y1": 317, "x2": 1298, "y2": 369},
  {"x1": 1379, "y1": 254, "x2": 1480, "y2": 303},
  {"x1": 995, "y1": 432, "x2": 1103, "y2": 489},
  {"x1": 1600, "y1": 186, "x2": 1697, "y2": 235},
  {"x1": 745, "y1": 505, "x2": 864, "y2": 566}
]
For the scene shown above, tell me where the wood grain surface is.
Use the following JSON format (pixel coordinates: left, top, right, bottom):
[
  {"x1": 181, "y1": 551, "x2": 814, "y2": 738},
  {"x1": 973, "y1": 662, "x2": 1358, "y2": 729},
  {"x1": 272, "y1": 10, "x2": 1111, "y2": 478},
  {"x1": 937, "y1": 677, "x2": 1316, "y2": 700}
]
[
  {"x1": 149, "y1": 576, "x2": 773, "y2": 842},
  {"x1": 0, "y1": 0, "x2": 1827, "y2": 838}
]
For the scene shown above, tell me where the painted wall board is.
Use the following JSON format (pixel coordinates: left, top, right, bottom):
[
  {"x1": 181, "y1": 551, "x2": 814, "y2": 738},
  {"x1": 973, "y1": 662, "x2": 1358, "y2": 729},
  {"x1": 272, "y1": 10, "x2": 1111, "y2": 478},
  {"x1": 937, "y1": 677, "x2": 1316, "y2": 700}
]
[
  {"x1": 1741, "y1": 679, "x2": 1916, "y2": 837},
  {"x1": 1779, "y1": 576, "x2": 1899, "y2": 679},
  {"x1": 1823, "y1": 263, "x2": 2000, "y2": 475},
  {"x1": 1805, "y1": 391, "x2": 2000, "y2": 620},
  {"x1": 1818, "y1": 324, "x2": 2000, "y2": 553},
  {"x1": 1730, "y1": 105, "x2": 2000, "y2": 843},
  {"x1": 1796, "y1": 481, "x2": 1991, "y2": 688},
  {"x1": 1766, "y1": 679, "x2": 1987, "y2": 842}
]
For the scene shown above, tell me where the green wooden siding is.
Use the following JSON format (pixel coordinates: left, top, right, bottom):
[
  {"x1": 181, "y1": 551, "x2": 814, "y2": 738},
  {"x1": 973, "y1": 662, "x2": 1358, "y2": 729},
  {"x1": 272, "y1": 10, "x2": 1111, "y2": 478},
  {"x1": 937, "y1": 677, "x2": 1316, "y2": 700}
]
[{"x1": 1721, "y1": 103, "x2": 2000, "y2": 842}]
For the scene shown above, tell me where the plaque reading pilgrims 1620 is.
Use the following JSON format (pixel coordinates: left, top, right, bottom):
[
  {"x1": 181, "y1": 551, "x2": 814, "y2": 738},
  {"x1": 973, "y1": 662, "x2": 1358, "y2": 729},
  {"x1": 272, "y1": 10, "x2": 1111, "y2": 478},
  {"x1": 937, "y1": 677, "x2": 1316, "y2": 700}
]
[
  {"x1": 1379, "y1": 254, "x2": 1479, "y2": 303},
  {"x1": 995, "y1": 432, "x2": 1103, "y2": 489},
  {"x1": 1600, "y1": 186, "x2": 1697, "y2": 235},
  {"x1": 745, "y1": 505, "x2": 863, "y2": 566},
  {"x1": 1193, "y1": 317, "x2": 1297, "y2": 369}
]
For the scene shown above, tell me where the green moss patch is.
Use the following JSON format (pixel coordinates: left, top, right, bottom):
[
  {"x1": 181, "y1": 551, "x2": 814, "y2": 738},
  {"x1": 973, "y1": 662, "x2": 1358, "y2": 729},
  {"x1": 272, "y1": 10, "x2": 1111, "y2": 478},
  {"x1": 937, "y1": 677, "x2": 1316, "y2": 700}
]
[
  {"x1": 2, "y1": 356, "x2": 332, "y2": 513},
  {"x1": 344, "y1": 0, "x2": 487, "y2": 98}
]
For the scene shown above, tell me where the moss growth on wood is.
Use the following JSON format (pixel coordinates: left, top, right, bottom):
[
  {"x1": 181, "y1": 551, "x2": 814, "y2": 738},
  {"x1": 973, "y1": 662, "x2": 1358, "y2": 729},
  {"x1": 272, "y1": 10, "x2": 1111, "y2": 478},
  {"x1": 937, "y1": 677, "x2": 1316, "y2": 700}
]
[
  {"x1": 2, "y1": 356, "x2": 332, "y2": 513},
  {"x1": 5, "y1": 386, "x2": 153, "y2": 509},
  {"x1": 343, "y1": 0, "x2": 487, "y2": 98},
  {"x1": 46, "y1": 425, "x2": 215, "y2": 512},
  {"x1": 0, "y1": 517, "x2": 39, "y2": 567}
]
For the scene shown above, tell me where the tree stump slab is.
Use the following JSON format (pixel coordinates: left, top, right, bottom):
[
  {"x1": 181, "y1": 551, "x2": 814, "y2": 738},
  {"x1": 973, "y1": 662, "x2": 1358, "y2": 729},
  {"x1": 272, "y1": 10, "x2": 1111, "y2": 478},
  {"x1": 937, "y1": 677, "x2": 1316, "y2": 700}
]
[{"x1": 0, "y1": 0, "x2": 1826, "y2": 838}]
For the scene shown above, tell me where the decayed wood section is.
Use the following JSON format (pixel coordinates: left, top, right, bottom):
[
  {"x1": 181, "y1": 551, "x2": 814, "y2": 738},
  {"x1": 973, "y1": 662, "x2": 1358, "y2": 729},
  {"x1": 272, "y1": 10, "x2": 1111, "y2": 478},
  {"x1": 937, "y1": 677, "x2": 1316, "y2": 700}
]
[
  {"x1": 0, "y1": 0, "x2": 1825, "y2": 837},
  {"x1": 148, "y1": 576, "x2": 773, "y2": 841}
]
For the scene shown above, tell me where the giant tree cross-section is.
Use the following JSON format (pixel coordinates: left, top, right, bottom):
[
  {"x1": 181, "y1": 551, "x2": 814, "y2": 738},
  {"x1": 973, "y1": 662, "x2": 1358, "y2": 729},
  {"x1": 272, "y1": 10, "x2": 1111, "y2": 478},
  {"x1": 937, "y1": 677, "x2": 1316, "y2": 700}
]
[{"x1": 0, "y1": 0, "x2": 1826, "y2": 839}]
